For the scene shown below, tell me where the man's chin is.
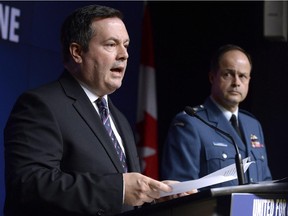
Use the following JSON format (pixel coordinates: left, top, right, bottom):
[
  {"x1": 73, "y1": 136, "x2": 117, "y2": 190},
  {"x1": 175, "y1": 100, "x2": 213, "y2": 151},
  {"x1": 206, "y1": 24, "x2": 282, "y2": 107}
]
[
  {"x1": 225, "y1": 98, "x2": 241, "y2": 107},
  {"x1": 107, "y1": 84, "x2": 122, "y2": 94},
  {"x1": 228, "y1": 95, "x2": 243, "y2": 103}
]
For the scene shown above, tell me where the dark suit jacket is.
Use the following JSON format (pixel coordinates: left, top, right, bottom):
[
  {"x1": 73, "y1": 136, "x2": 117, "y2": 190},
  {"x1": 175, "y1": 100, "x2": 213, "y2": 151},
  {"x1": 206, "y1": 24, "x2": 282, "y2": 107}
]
[
  {"x1": 161, "y1": 97, "x2": 272, "y2": 187},
  {"x1": 4, "y1": 71, "x2": 140, "y2": 216}
]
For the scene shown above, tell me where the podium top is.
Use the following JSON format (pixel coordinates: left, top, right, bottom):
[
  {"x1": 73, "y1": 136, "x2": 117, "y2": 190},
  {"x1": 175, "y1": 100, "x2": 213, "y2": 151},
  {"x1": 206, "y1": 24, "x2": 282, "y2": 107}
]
[
  {"x1": 209, "y1": 181, "x2": 288, "y2": 197},
  {"x1": 119, "y1": 182, "x2": 288, "y2": 216}
]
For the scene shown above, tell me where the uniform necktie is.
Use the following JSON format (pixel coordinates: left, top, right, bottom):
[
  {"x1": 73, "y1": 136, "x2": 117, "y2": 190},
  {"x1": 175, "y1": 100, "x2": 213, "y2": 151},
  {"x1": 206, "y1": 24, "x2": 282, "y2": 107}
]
[
  {"x1": 96, "y1": 98, "x2": 128, "y2": 172},
  {"x1": 230, "y1": 114, "x2": 243, "y2": 140}
]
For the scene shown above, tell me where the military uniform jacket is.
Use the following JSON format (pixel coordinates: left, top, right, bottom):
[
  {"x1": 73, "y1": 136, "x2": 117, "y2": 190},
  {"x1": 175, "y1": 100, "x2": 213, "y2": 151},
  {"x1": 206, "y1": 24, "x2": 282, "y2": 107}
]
[{"x1": 161, "y1": 97, "x2": 272, "y2": 187}]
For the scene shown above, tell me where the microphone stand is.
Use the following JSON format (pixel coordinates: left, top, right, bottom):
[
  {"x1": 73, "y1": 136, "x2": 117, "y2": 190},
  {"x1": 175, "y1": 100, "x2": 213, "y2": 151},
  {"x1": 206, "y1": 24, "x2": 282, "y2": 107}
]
[{"x1": 184, "y1": 106, "x2": 246, "y2": 185}]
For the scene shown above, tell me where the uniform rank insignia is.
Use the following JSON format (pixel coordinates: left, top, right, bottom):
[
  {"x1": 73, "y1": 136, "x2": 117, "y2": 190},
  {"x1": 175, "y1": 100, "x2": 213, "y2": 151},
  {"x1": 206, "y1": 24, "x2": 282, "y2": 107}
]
[{"x1": 250, "y1": 134, "x2": 264, "y2": 148}]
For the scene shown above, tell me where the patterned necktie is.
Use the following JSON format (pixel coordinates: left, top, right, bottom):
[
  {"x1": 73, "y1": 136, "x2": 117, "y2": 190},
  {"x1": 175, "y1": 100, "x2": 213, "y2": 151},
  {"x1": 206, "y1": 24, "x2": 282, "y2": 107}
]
[
  {"x1": 230, "y1": 114, "x2": 243, "y2": 140},
  {"x1": 96, "y1": 98, "x2": 128, "y2": 172}
]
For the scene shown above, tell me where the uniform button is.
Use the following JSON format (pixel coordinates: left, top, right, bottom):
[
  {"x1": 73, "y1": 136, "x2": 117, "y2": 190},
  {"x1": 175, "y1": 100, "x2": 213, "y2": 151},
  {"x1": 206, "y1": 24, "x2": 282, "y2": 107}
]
[
  {"x1": 222, "y1": 153, "x2": 227, "y2": 159},
  {"x1": 250, "y1": 178, "x2": 254, "y2": 182},
  {"x1": 261, "y1": 155, "x2": 265, "y2": 160}
]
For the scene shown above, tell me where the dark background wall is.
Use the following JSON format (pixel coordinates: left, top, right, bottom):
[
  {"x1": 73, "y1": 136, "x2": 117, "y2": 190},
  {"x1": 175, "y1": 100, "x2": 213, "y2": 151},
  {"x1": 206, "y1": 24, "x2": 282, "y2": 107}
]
[{"x1": 1, "y1": 1, "x2": 288, "y2": 215}]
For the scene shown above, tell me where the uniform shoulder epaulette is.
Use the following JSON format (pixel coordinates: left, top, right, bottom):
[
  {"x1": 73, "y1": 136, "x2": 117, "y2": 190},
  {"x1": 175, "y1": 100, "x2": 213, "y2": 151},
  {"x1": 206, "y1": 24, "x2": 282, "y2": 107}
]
[
  {"x1": 239, "y1": 108, "x2": 257, "y2": 119},
  {"x1": 193, "y1": 104, "x2": 205, "y2": 112},
  {"x1": 182, "y1": 104, "x2": 205, "y2": 116},
  {"x1": 188, "y1": 104, "x2": 205, "y2": 113}
]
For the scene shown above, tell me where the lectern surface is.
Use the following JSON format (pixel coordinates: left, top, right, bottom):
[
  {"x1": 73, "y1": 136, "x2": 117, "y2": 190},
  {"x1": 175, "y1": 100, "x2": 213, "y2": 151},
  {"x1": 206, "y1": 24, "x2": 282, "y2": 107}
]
[{"x1": 118, "y1": 182, "x2": 288, "y2": 216}]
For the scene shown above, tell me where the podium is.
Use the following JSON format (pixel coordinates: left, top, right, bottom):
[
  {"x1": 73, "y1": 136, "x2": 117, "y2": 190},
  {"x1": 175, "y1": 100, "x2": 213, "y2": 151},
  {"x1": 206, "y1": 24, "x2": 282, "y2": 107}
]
[{"x1": 119, "y1": 182, "x2": 288, "y2": 216}]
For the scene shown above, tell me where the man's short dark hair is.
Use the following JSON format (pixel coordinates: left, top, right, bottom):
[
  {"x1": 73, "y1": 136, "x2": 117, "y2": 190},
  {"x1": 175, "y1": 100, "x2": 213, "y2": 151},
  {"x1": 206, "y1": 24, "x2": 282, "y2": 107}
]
[
  {"x1": 60, "y1": 5, "x2": 123, "y2": 63},
  {"x1": 210, "y1": 44, "x2": 252, "y2": 73}
]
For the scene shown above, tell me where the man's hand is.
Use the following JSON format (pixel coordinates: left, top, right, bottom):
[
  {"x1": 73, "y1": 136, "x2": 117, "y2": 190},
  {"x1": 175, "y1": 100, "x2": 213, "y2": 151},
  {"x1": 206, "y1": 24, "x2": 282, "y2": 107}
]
[
  {"x1": 123, "y1": 173, "x2": 172, "y2": 206},
  {"x1": 156, "y1": 180, "x2": 198, "y2": 202}
]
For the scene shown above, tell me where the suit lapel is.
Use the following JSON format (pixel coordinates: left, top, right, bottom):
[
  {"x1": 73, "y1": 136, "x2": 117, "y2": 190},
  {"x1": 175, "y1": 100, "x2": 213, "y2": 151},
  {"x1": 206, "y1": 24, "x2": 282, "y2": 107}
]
[
  {"x1": 59, "y1": 72, "x2": 124, "y2": 172},
  {"x1": 238, "y1": 114, "x2": 249, "y2": 147},
  {"x1": 205, "y1": 98, "x2": 246, "y2": 151},
  {"x1": 108, "y1": 99, "x2": 139, "y2": 172}
]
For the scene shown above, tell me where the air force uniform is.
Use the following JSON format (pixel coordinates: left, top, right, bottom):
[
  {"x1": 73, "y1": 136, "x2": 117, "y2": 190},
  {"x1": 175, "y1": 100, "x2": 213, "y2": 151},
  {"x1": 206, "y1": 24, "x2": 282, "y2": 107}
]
[{"x1": 161, "y1": 97, "x2": 272, "y2": 187}]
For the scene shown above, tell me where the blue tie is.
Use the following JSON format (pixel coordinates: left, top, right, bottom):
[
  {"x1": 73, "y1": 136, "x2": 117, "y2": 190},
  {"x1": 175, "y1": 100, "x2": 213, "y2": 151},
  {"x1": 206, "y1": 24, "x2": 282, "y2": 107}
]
[{"x1": 96, "y1": 98, "x2": 128, "y2": 172}]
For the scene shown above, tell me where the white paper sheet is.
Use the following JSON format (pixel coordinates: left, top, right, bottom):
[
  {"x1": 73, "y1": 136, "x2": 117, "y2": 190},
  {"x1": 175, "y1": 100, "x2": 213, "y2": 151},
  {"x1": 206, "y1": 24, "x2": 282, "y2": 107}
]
[{"x1": 160, "y1": 157, "x2": 254, "y2": 197}]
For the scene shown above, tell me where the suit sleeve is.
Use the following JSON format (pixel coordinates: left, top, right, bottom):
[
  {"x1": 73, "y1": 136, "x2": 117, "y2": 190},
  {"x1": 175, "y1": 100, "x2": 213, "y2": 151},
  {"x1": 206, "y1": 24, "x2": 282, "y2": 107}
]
[{"x1": 4, "y1": 92, "x2": 125, "y2": 216}]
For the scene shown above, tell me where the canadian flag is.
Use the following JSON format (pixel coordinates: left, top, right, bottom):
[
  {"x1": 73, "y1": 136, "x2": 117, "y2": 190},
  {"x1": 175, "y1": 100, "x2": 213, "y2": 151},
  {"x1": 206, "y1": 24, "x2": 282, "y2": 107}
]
[{"x1": 136, "y1": 3, "x2": 159, "y2": 180}]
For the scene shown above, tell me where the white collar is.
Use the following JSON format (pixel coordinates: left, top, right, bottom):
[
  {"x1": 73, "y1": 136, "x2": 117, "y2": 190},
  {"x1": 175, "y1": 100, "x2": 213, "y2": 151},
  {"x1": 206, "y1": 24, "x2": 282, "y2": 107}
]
[{"x1": 210, "y1": 96, "x2": 238, "y2": 121}]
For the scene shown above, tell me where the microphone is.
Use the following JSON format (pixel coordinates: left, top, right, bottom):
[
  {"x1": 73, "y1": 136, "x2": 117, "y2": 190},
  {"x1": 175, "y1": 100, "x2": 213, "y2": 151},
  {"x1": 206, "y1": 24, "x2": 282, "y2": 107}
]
[{"x1": 184, "y1": 106, "x2": 246, "y2": 185}]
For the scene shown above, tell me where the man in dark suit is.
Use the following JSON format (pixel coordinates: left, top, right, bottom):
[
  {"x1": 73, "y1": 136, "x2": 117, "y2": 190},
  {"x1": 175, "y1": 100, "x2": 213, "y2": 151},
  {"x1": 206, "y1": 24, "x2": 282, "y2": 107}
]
[
  {"x1": 4, "y1": 5, "x2": 175, "y2": 216},
  {"x1": 161, "y1": 44, "x2": 272, "y2": 187}
]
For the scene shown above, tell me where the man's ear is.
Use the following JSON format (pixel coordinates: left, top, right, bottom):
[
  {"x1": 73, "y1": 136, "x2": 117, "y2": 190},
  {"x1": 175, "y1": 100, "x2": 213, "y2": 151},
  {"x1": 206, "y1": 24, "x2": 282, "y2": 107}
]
[
  {"x1": 69, "y1": 43, "x2": 82, "y2": 63},
  {"x1": 208, "y1": 71, "x2": 214, "y2": 84}
]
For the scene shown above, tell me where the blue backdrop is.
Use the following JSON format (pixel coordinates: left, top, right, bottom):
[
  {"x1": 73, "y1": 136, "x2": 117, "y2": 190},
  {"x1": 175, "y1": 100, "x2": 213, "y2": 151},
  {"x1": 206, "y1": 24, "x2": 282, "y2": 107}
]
[{"x1": 0, "y1": 1, "x2": 144, "y2": 214}]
